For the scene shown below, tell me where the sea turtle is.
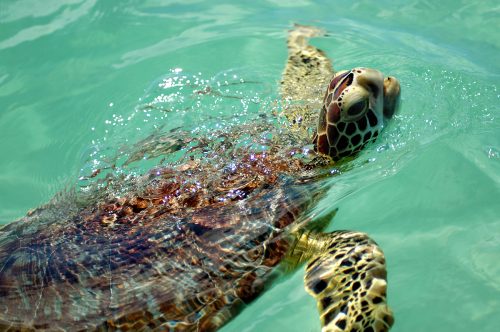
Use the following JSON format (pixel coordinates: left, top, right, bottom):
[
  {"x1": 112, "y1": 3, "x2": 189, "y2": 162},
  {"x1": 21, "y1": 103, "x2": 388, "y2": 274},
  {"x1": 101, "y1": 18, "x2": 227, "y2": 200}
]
[{"x1": 0, "y1": 24, "x2": 400, "y2": 332}]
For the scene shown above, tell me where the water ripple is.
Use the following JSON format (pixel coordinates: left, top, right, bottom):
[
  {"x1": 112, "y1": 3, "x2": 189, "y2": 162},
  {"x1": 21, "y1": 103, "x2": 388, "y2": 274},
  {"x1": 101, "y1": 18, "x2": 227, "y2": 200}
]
[{"x1": 0, "y1": 0, "x2": 96, "y2": 50}]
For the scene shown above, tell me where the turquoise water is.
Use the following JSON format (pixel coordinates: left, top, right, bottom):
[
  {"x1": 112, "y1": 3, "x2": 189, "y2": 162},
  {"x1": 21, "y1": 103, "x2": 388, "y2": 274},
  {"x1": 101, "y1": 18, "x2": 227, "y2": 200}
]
[{"x1": 0, "y1": 0, "x2": 499, "y2": 331}]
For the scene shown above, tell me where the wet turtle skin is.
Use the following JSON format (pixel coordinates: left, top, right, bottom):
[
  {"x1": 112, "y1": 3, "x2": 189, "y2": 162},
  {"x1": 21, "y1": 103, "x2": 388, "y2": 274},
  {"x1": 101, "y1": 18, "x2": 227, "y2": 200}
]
[{"x1": 0, "y1": 24, "x2": 401, "y2": 332}]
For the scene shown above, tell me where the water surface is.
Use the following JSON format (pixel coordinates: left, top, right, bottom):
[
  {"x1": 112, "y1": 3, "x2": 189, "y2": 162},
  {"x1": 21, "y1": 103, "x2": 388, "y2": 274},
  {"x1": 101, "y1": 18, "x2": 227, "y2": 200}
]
[{"x1": 1, "y1": 1, "x2": 499, "y2": 331}]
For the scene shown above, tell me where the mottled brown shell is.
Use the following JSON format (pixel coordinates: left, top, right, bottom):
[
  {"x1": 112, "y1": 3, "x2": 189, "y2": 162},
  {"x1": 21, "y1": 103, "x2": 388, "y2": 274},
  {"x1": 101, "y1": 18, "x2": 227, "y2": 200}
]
[{"x1": 0, "y1": 151, "x2": 325, "y2": 331}]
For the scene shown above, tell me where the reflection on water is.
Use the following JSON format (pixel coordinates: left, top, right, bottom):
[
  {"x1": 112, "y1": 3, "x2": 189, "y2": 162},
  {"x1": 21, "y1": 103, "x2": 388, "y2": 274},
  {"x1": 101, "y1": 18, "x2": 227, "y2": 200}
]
[
  {"x1": 77, "y1": 69, "x2": 280, "y2": 196},
  {"x1": 0, "y1": 0, "x2": 98, "y2": 49},
  {"x1": 0, "y1": 61, "x2": 351, "y2": 330},
  {"x1": 0, "y1": 0, "x2": 499, "y2": 331}
]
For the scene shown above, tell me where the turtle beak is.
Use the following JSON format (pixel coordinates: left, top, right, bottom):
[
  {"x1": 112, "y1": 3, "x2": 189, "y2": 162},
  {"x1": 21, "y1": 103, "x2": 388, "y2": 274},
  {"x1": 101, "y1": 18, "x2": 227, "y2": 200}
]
[{"x1": 383, "y1": 76, "x2": 401, "y2": 119}]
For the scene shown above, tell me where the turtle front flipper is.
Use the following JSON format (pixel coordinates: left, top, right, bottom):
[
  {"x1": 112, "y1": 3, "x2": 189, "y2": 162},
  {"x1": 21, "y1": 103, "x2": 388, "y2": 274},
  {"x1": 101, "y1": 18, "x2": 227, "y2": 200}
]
[
  {"x1": 281, "y1": 24, "x2": 334, "y2": 103},
  {"x1": 296, "y1": 230, "x2": 394, "y2": 331},
  {"x1": 281, "y1": 24, "x2": 334, "y2": 135}
]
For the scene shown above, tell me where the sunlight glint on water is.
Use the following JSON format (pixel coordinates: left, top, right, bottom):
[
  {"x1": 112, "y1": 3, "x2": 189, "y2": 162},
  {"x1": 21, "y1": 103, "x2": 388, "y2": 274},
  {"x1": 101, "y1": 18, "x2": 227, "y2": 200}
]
[{"x1": 0, "y1": 1, "x2": 498, "y2": 331}]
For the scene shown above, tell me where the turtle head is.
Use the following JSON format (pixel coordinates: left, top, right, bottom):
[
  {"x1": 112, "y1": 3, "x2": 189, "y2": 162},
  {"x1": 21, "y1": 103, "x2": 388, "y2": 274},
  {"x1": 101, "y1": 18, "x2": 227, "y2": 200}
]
[{"x1": 314, "y1": 67, "x2": 400, "y2": 160}]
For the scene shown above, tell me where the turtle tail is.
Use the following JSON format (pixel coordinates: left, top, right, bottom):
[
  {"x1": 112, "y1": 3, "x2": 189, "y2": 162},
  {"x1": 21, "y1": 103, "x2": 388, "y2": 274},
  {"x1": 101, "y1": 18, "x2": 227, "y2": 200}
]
[{"x1": 299, "y1": 231, "x2": 394, "y2": 331}]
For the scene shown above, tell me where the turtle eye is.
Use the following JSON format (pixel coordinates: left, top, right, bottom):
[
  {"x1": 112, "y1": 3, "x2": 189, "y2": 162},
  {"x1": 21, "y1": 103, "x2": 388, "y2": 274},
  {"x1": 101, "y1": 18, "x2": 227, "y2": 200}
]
[{"x1": 347, "y1": 99, "x2": 367, "y2": 117}]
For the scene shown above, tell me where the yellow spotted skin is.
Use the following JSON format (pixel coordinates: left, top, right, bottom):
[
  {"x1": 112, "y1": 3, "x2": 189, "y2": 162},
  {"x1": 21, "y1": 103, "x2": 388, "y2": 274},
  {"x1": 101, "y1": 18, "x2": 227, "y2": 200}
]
[
  {"x1": 284, "y1": 227, "x2": 393, "y2": 332},
  {"x1": 307, "y1": 232, "x2": 393, "y2": 332},
  {"x1": 315, "y1": 68, "x2": 386, "y2": 160},
  {"x1": 280, "y1": 24, "x2": 334, "y2": 139},
  {"x1": 281, "y1": 25, "x2": 400, "y2": 161},
  {"x1": 283, "y1": 25, "x2": 398, "y2": 332},
  {"x1": 0, "y1": 24, "x2": 400, "y2": 332}
]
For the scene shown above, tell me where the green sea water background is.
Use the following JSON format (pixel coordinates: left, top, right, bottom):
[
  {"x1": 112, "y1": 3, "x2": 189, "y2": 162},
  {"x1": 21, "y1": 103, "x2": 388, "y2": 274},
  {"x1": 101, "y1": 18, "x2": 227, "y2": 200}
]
[{"x1": 0, "y1": 0, "x2": 499, "y2": 331}]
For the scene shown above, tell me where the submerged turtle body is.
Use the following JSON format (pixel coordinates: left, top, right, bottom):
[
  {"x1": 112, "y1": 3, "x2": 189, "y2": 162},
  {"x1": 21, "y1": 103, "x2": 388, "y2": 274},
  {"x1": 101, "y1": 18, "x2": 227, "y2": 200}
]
[
  {"x1": 0, "y1": 154, "x2": 316, "y2": 331},
  {"x1": 0, "y1": 25, "x2": 400, "y2": 332}
]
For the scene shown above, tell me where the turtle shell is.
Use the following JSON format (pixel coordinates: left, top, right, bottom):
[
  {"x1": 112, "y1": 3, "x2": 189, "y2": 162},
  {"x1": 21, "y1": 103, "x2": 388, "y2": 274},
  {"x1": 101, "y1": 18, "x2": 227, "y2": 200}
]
[{"x1": 0, "y1": 152, "x2": 324, "y2": 331}]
